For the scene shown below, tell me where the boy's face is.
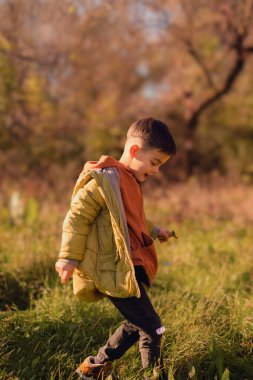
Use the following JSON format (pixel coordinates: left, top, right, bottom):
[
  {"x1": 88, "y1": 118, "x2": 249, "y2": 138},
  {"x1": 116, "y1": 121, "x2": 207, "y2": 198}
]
[{"x1": 128, "y1": 145, "x2": 170, "y2": 183}]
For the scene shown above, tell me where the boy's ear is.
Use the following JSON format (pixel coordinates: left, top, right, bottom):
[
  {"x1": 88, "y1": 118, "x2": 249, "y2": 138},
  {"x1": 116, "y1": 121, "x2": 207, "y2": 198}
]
[{"x1": 130, "y1": 145, "x2": 140, "y2": 158}]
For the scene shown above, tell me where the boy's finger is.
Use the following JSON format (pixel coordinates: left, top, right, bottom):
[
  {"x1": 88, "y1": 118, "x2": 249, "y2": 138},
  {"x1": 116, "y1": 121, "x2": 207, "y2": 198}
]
[
  {"x1": 157, "y1": 230, "x2": 178, "y2": 242},
  {"x1": 158, "y1": 236, "x2": 168, "y2": 242},
  {"x1": 55, "y1": 264, "x2": 63, "y2": 277},
  {"x1": 61, "y1": 271, "x2": 70, "y2": 284}
]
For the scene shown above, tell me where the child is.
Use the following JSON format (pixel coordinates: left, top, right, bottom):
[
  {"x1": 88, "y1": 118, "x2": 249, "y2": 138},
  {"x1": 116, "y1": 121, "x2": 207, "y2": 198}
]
[{"x1": 55, "y1": 117, "x2": 176, "y2": 380}]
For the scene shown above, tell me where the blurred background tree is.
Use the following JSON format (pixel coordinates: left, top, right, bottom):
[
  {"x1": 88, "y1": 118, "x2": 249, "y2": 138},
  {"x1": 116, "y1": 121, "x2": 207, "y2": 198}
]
[{"x1": 0, "y1": 0, "x2": 253, "y2": 196}]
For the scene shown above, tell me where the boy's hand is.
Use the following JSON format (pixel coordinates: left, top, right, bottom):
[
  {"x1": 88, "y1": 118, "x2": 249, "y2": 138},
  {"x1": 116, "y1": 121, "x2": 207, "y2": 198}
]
[
  {"x1": 55, "y1": 261, "x2": 75, "y2": 284},
  {"x1": 157, "y1": 228, "x2": 178, "y2": 243}
]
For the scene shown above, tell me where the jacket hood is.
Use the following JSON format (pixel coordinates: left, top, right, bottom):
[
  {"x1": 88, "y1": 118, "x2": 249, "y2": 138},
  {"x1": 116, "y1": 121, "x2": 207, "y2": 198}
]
[
  {"x1": 72, "y1": 156, "x2": 134, "y2": 201},
  {"x1": 83, "y1": 155, "x2": 129, "y2": 171}
]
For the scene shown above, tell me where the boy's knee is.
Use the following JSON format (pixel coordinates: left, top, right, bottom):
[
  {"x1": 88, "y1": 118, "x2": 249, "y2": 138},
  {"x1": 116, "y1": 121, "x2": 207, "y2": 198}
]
[
  {"x1": 139, "y1": 324, "x2": 166, "y2": 347},
  {"x1": 155, "y1": 325, "x2": 166, "y2": 336}
]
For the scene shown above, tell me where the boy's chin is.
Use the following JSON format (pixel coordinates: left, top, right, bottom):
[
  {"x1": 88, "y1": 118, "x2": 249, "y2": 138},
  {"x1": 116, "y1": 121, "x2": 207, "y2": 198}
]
[{"x1": 135, "y1": 173, "x2": 148, "y2": 183}]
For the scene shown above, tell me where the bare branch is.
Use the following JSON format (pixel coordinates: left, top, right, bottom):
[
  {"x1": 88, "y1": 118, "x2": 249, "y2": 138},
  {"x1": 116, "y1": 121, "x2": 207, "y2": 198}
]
[
  {"x1": 186, "y1": 38, "x2": 245, "y2": 134},
  {"x1": 185, "y1": 40, "x2": 217, "y2": 90}
]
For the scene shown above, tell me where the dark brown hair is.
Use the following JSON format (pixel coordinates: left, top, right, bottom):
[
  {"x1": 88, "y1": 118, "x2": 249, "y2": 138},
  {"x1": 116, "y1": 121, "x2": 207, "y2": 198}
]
[{"x1": 127, "y1": 117, "x2": 176, "y2": 155}]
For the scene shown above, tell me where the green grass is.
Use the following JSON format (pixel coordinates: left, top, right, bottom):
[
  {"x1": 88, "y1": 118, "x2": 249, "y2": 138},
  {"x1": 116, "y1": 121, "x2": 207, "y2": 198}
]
[{"x1": 1, "y1": 204, "x2": 253, "y2": 379}]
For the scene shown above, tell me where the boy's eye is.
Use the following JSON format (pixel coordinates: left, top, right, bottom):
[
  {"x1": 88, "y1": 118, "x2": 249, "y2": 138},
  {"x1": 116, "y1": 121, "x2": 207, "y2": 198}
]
[{"x1": 151, "y1": 162, "x2": 156, "y2": 166}]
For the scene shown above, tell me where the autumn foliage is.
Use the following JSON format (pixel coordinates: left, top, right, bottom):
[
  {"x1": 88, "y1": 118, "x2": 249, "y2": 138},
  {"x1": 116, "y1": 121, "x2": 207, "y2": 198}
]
[{"x1": 0, "y1": 0, "x2": 253, "y2": 194}]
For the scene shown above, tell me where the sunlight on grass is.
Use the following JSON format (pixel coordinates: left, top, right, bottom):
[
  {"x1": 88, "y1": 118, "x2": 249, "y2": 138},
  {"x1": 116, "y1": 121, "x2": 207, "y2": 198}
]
[{"x1": 1, "y1": 202, "x2": 253, "y2": 379}]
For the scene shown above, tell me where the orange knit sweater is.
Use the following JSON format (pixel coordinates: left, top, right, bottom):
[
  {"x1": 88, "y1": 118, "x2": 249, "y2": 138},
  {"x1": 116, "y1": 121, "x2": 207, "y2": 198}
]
[{"x1": 86, "y1": 156, "x2": 158, "y2": 285}]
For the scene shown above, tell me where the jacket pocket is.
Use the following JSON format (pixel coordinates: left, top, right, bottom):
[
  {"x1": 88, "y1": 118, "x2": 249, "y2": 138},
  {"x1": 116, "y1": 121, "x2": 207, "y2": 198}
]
[
  {"x1": 130, "y1": 233, "x2": 155, "y2": 265},
  {"x1": 99, "y1": 253, "x2": 118, "y2": 271},
  {"x1": 141, "y1": 232, "x2": 158, "y2": 277},
  {"x1": 142, "y1": 232, "x2": 154, "y2": 247}
]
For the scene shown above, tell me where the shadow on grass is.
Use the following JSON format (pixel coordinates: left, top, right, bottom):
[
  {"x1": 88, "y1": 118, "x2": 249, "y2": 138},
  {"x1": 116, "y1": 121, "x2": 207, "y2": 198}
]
[
  {"x1": 0, "y1": 260, "x2": 57, "y2": 311},
  {"x1": 1, "y1": 308, "x2": 253, "y2": 380},
  {"x1": 0, "y1": 306, "x2": 121, "y2": 380}
]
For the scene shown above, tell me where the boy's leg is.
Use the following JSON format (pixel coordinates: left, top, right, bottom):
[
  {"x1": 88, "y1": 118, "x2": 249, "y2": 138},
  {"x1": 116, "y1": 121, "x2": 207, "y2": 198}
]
[
  {"x1": 95, "y1": 321, "x2": 140, "y2": 363},
  {"x1": 94, "y1": 280, "x2": 165, "y2": 370}
]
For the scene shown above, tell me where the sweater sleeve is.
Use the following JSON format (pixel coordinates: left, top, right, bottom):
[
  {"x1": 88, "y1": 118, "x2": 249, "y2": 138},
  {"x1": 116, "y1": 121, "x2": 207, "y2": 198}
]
[
  {"x1": 146, "y1": 218, "x2": 160, "y2": 239},
  {"x1": 58, "y1": 178, "x2": 105, "y2": 261}
]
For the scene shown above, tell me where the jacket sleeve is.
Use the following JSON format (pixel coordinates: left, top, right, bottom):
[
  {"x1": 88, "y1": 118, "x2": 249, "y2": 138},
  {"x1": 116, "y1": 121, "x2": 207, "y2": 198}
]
[
  {"x1": 58, "y1": 178, "x2": 105, "y2": 261},
  {"x1": 146, "y1": 218, "x2": 160, "y2": 239}
]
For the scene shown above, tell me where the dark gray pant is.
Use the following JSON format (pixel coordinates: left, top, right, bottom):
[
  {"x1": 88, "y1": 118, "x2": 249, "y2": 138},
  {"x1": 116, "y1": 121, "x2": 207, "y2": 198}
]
[{"x1": 95, "y1": 278, "x2": 165, "y2": 369}]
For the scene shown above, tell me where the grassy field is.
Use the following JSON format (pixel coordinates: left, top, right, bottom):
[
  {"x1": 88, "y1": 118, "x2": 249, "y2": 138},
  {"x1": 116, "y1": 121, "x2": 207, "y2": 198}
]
[{"x1": 1, "y1": 184, "x2": 253, "y2": 380}]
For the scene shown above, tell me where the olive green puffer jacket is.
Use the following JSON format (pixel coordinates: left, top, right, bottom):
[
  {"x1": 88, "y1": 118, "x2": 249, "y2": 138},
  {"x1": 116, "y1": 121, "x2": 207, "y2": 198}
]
[{"x1": 58, "y1": 167, "x2": 158, "y2": 302}]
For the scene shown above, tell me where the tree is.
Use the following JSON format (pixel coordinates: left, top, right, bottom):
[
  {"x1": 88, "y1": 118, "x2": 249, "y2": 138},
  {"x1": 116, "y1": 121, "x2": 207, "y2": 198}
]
[
  {"x1": 1, "y1": 0, "x2": 253, "y2": 189},
  {"x1": 140, "y1": 0, "x2": 253, "y2": 174}
]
